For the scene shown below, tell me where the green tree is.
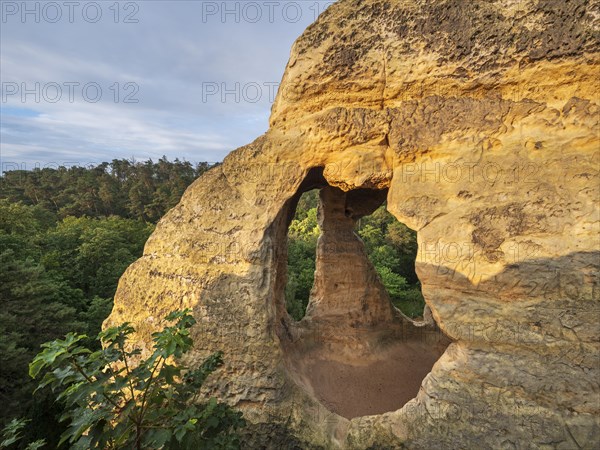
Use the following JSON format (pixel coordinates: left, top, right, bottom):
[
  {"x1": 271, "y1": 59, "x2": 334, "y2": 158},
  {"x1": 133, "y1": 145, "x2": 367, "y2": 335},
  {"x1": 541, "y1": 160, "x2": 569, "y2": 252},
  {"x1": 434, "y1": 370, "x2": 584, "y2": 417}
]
[
  {"x1": 41, "y1": 216, "x2": 153, "y2": 299},
  {"x1": 392, "y1": 287, "x2": 426, "y2": 318},
  {"x1": 287, "y1": 207, "x2": 319, "y2": 241},
  {"x1": 0, "y1": 249, "x2": 86, "y2": 436},
  {"x1": 375, "y1": 266, "x2": 408, "y2": 299},
  {"x1": 0, "y1": 202, "x2": 156, "y2": 443},
  {"x1": 29, "y1": 310, "x2": 245, "y2": 450},
  {"x1": 286, "y1": 205, "x2": 319, "y2": 320},
  {"x1": 357, "y1": 224, "x2": 386, "y2": 253},
  {"x1": 285, "y1": 238, "x2": 317, "y2": 320},
  {"x1": 0, "y1": 159, "x2": 216, "y2": 222},
  {"x1": 369, "y1": 245, "x2": 401, "y2": 274}
]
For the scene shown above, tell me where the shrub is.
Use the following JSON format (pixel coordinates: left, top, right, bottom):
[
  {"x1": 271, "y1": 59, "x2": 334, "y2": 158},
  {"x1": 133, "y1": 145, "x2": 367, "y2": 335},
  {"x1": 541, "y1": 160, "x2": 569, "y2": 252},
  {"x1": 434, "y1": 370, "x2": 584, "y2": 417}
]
[{"x1": 28, "y1": 310, "x2": 245, "y2": 449}]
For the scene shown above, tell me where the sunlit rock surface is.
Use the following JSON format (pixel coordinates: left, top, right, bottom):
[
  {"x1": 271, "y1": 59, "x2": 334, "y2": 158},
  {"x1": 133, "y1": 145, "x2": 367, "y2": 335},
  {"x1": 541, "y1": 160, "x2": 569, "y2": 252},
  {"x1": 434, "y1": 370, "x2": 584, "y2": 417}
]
[{"x1": 106, "y1": 0, "x2": 599, "y2": 448}]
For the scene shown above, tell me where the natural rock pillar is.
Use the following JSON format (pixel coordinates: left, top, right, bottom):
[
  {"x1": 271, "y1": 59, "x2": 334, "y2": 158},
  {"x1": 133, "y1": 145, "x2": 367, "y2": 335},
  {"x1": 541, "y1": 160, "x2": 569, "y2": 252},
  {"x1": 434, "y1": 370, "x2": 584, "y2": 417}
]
[{"x1": 305, "y1": 186, "x2": 395, "y2": 328}]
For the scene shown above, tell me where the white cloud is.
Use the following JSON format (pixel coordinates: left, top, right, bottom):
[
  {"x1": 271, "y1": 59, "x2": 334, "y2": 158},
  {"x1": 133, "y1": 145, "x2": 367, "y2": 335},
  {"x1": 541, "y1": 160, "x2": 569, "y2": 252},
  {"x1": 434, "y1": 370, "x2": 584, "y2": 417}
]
[{"x1": 0, "y1": 1, "x2": 328, "y2": 167}]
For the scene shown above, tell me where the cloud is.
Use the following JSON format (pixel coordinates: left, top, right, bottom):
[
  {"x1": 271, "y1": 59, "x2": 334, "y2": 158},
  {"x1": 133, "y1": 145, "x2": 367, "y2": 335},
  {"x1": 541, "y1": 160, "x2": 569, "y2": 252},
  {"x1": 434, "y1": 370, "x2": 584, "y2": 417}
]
[{"x1": 0, "y1": 1, "x2": 330, "y2": 169}]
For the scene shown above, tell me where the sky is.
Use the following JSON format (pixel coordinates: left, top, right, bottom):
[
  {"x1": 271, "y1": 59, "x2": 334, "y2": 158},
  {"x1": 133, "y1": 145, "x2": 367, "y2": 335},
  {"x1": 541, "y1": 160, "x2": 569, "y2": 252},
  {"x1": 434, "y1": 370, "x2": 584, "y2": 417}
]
[{"x1": 0, "y1": 0, "x2": 334, "y2": 172}]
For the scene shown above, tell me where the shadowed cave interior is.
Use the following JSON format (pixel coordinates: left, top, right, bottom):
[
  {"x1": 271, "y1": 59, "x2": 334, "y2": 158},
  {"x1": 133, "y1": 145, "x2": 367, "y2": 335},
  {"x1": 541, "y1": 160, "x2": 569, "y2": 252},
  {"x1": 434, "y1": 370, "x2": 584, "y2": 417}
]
[{"x1": 275, "y1": 168, "x2": 451, "y2": 419}]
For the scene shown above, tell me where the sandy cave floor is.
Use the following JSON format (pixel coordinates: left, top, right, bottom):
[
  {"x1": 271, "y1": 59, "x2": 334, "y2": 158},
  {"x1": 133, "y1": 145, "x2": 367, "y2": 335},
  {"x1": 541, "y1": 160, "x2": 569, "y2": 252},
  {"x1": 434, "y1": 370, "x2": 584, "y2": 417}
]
[{"x1": 293, "y1": 339, "x2": 447, "y2": 419}]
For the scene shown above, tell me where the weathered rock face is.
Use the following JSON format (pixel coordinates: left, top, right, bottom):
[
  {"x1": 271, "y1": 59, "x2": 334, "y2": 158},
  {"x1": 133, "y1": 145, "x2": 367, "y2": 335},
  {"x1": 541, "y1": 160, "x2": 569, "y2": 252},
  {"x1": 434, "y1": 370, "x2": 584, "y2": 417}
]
[
  {"x1": 307, "y1": 186, "x2": 394, "y2": 328},
  {"x1": 106, "y1": 0, "x2": 599, "y2": 448}
]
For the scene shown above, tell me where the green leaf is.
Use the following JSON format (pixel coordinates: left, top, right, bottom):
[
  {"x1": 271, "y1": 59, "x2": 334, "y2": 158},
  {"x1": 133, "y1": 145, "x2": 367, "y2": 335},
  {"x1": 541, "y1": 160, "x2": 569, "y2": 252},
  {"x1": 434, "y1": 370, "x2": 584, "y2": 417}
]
[
  {"x1": 1, "y1": 418, "x2": 27, "y2": 448},
  {"x1": 142, "y1": 428, "x2": 172, "y2": 448},
  {"x1": 27, "y1": 309, "x2": 244, "y2": 449},
  {"x1": 25, "y1": 440, "x2": 46, "y2": 450}
]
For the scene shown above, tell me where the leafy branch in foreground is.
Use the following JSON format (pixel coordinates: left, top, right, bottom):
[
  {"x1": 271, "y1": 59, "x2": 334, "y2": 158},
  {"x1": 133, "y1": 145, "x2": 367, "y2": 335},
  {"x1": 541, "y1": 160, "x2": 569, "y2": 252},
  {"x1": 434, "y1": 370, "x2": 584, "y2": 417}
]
[
  {"x1": 29, "y1": 309, "x2": 245, "y2": 449},
  {"x1": 0, "y1": 419, "x2": 45, "y2": 449}
]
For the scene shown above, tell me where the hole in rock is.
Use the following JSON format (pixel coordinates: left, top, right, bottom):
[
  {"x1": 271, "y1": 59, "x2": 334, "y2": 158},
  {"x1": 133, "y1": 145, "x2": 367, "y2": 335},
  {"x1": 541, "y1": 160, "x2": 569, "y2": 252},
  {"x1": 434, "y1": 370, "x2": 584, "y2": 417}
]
[
  {"x1": 285, "y1": 188, "x2": 319, "y2": 321},
  {"x1": 277, "y1": 169, "x2": 451, "y2": 419},
  {"x1": 285, "y1": 191, "x2": 427, "y2": 321}
]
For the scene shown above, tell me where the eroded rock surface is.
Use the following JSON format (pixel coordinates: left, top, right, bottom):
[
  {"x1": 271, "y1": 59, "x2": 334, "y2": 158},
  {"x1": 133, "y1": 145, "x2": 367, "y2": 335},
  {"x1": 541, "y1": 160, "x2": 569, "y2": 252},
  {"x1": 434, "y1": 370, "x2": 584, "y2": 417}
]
[
  {"x1": 307, "y1": 186, "x2": 394, "y2": 329},
  {"x1": 106, "y1": 0, "x2": 599, "y2": 448}
]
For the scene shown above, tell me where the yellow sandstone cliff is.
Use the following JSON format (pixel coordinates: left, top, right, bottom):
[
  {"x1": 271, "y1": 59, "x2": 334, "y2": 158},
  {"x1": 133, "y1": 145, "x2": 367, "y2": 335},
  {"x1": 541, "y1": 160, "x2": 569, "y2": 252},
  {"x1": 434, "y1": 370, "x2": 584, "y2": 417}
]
[{"x1": 106, "y1": 0, "x2": 599, "y2": 448}]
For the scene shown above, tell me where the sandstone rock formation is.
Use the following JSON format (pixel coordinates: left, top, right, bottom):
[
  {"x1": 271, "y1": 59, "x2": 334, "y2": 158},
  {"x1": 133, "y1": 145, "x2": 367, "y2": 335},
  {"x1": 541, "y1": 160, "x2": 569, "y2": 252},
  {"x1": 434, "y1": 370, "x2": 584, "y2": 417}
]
[{"x1": 106, "y1": 0, "x2": 600, "y2": 448}]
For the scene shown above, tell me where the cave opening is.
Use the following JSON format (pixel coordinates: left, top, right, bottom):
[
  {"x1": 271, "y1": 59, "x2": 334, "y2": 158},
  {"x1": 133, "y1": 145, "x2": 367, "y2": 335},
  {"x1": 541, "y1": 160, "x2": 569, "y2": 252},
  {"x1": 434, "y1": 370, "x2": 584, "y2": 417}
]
[
  {"x1": 285, "y1": 189, "x2": 427, "y2": 322},
  {"x1": 276, "y1": 168, "x2": 450, "y2": 419}
]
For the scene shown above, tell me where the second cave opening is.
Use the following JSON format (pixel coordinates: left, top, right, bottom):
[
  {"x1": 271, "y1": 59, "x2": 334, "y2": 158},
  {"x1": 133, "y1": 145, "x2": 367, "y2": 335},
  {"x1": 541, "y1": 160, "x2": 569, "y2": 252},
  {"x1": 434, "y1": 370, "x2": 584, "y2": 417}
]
[{"x1": 285, "y1": 187, "x2": 426, "y2": 322}]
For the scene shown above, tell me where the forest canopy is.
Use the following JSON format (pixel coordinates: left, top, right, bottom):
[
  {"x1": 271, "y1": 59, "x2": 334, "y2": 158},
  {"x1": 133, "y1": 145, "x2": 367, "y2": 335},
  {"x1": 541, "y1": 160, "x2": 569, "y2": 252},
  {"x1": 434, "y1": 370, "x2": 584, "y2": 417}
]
[
  {"x1": 0, "y1": 158, "x2": 423, "y2": 447},
  {"x1": 0, "y1": 158, "x2": 215, "y2": 446}
]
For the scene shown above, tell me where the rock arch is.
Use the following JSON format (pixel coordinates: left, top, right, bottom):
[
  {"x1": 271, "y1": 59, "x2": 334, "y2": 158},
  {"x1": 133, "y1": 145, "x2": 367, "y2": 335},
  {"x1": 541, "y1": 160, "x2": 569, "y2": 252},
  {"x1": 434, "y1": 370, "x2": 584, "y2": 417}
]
[
  {"x1": 278, "y1": 174, "x2": 450, "y2": 420},
  {"x1": 106, "y1": 0, "x2": 599, "y2": 448}
]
